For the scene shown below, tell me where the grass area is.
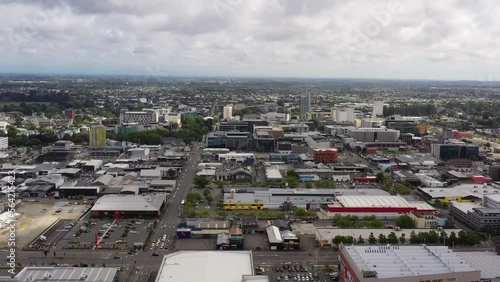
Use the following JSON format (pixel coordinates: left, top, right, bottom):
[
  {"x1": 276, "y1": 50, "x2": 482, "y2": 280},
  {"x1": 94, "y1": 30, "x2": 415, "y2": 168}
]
[{"x1": 0, "y1": 102, "x2": 54, "y2": 106}]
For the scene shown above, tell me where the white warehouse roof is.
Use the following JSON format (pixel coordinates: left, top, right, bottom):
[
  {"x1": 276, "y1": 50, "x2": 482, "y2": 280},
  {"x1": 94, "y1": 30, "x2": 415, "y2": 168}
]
[
  {"x1": 336, "y1": 195, "x2": 434, "y2": 210},
  {"x1": 155, "y1": 251, "x2": 266, "y2": 282},
  {"x1": 342, "y1": 245, "x2": 478, "y2": 279}
]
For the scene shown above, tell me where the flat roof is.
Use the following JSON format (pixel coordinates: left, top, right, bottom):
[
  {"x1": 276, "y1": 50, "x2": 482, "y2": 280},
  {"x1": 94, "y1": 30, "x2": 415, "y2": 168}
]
[
  {"x1": 266, "y1": 226, "x2": 283, "y2": 244},
  {"x1": 14, "y1": 267, "x2": 118, "y2": 282},
  {"x1": 451, "y1": 202, "x2": 482, "y2": 214},
  {"x1": 155, "y1": 251, "x2": 257, "y2": 282},
  {"x1": 91, "y1": 194, "x2": 166, "y2": 212},
  {"x1": 342, "y1": 245, "x2": 478, "y2": 279},
  {"x1": 265, "y1": 169, "x2": 282, "y2": 179},
  {"x1": 419, "y1": 184, "x2": 500, "y2": 199},
  {"x1": 336, "y1": 195, "x2": 434, "y2": 210},
  {"x1": 456, "y1": 251, "x2": 500, "y2": 279}
]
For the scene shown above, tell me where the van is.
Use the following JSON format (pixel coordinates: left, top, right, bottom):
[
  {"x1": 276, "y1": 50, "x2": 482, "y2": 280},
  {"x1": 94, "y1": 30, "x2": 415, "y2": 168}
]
[{"x1": 181, "y1": 200, "x2": 185, "y2": 206}]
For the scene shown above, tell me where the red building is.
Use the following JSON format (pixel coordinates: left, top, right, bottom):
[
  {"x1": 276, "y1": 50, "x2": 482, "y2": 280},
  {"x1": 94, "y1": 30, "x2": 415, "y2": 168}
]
[
  {"x1": 64, "y1": 109, "x2": 76, "y2": 119},
  {"x1": 313, "y1": 148, "x2": 338, "y2": 163}
]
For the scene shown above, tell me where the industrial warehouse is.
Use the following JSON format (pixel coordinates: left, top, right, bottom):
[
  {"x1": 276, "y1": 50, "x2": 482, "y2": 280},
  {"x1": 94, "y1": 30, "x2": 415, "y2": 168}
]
[{"x1": 90, "y1": 194, "x2": 167, "y2": 218}]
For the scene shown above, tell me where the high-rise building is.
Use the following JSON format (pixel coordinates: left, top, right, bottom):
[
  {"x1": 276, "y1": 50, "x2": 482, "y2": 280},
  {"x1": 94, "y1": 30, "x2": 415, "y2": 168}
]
[
  {"x1": 372, "y1": 100, "x2": 384, "y2": 117},
  {"x1": 120, "y1": 109, "x2": 158, "y2": 126},
  {"x1": 431, "y1": 144, "x2": 479, "y2": 161},
  {"x1": 333, "y1": 107, "x2": 355, "y2": 123},
  {"x1": 89, "y1": 125, "x2": 107, "y2": 147},
  {"x1": 223, "y1": 105, "x2": 233, "y2": 120},
  {"x1": 300, "y1": 94, "x2": 310, "y2": 120}
]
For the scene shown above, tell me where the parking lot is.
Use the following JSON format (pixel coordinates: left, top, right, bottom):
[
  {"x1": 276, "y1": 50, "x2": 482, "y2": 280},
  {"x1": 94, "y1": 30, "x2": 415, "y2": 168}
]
[
  {"x1": 62, "y1": 219, "x2": 154, "y2": 250},
  {"x1": 260, "y1": 263, "x2": 339, "y2": 282}
]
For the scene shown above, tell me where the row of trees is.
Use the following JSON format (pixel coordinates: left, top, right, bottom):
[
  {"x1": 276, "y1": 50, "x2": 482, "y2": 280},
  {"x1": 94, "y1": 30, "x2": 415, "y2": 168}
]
[
  {"x1": 333, "y1": 215, "x2": 385, "y2": 228},
  {"x1": 333, "y1": 230, "x2": 487, "y2": 246}
]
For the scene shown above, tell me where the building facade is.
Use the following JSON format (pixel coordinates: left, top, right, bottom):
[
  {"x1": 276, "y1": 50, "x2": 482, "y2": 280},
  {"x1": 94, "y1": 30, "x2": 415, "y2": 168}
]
[
  {"x1": 313, "y1": 148, "x2": 338, "y2": 163},
  {"x1": 300, "y1": 94, "x2": 310, "y2": 120},
  {"x1": 89, "y1": 125, "x2": 106, "y2": 147}
]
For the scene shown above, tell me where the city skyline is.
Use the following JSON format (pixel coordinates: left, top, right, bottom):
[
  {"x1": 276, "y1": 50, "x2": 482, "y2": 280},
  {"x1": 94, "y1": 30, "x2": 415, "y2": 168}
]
[{"x1": 2, "y1": 0, "x2": 500, "y2": 81}]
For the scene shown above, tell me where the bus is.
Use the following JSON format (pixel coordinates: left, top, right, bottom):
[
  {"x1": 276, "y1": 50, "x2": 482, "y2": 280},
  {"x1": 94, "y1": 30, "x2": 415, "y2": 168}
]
[{"x1": 181, "y1": 200, "x2": 185, "y2": 206}]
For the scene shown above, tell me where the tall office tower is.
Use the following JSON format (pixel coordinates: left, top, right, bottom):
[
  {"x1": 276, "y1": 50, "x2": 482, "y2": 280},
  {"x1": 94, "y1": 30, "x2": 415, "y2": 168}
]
[
  {"x1": 223, "y1": 105, "x2": 233, "y2": 120},
  {"x1": 89, "y1": 125, "x2": 107, "y2": 147},
  {"x1": 372, "y1": 100, "x2": 384, "y2": 117},
  {"x1": 300, "y1": 94, "x2": 310, "y2": 120}
]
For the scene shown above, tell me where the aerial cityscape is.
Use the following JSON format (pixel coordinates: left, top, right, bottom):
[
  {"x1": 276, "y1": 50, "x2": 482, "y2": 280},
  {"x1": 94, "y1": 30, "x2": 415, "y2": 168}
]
[{"x1": 1, "y1": 1, "x2": 500, "y2": 282}]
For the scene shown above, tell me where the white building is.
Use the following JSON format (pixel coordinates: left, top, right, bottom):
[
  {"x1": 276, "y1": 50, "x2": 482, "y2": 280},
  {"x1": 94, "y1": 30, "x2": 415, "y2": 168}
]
[
  {"x1": 372, "y1": 100, "x2": 384, "y2": 117},
  {"x1": 260, "y1": 112, "x2": 290, "y2": 122},
  {"x1": 0, "y1": 137, "x2": 8, "y2": 150},
  {"x1": 155, "y1": 251, "x2": 265, "y2": 282},
  {"x1": 223, "y1": 105, "x2": 233, "y2": 120},
  {"x1": 415, "y1": 173, "x2": 445, "y2": 187},
  {"x1": 333, "y1": 107, "x2": 355, "y2": 123}
]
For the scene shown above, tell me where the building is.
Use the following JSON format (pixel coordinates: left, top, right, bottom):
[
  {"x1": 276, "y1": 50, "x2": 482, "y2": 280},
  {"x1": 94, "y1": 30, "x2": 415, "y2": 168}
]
[
  {"x1": 372, "y1": 101, "x2": 384, "y2": 117},
  {"x1": 451, "y1": 201, "x2": 500, "y2": 231},
  {"x1": 333, "y1": 107, "x2": 355, "y2": 123},
  {"x1": 326, "y1": 195, "x2": 436, "y2": 219},
  {"x1": 313, "y1": 148, "x2": 338, "y2": 163},
  {"x1": 417, "y1": 184, "x2": 500, "y2": 203},
  {"x1": 385, "y1": 119, "x2": 418, "y2": 135},
  {"x1": 10, "y1": 267, "x2": 119, "y2": 282},
  {"x1": 489, "y1": 165, "x2": 500, "y2": 181},
  {"x1": 456, "y1": 251, "x2": 500, "y2": 282},
  {"x1": 431, "y1": 144, "x2": 479, "y2": 161},
  {"x1": 120, "y1": 109, "x2": 158, "y2": 125},
  {"x1": 414, "y1": 173, "x2": 445, "y2": 187},
  {"x1": 206, "y1": 131, "x2": 250, "y2": 150},
  {"x1": 338, "y1": 244, "x2": 480, "y2": 282},
  {"x1": 223, "y1": 105, "x2": 233, "y2": 120},
  {"x1": 155, "y1": 251, "x2": 266, "y2": 282},
  {"x1": 408, "y1": 211, "x2": 441, "y2": 228},
  {"x1": 64, "y1": 109, "x2": 76, "y2": 119},
  {"x1": 89, "y1": 125, "x2": 106, "y2": 147},
  {"x1": 300, "y1": 94, "x2": 310, "y2": 120},
  {"x1": 90, "y1": 194, "x2": 166, "y2": 218},
  {"x1": 0, "y1": 137, "x2": 8, "y2": 150},
  {"x1": 348, "y1": 128, "x2": 400, "y2": 143},
  {"x1": 181, "y1": 111, "x2": 199, "y2": 122}
]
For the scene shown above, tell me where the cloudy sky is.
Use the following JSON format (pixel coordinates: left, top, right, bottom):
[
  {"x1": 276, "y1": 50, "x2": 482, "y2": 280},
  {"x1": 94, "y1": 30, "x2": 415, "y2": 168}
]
[{"x1": 1, "y1": 0, "x2": 499, "y2": 80}]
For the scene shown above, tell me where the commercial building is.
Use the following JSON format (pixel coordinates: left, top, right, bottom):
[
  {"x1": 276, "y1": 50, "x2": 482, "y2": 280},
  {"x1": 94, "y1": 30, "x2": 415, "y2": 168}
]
[
  {"x1": 431, "y1": 144, "x2": 479, "y2": 161},
  {"x1": 451, "y1": 202, "x2": 500, "y2": 231},
  {"x1": 11, "y1": 267, "x2": 119, "y2": 282},
  {"x1": 155, "y1": 251, "x2": 266, "y2": 282},
  {"x1": 300, "y1": 94, "x2": 310, "y2": 120},
  {"x1": 313, "y1": 148, "x2": 338, "y2": 163},
  {"x1": 223, "y1": 105, "x2": 233, "y2": 120},
  {"x1": 385, "y1": 119, "x2": 418, "y2": 135},
  {"x1": 90, "y1": 194, "x2": 166, "y2": 218},
  {"x1": 372, "y1": 101, "x2": 384, "y2": 117},
  {"x1": 456, "y1": 251, "x2": 500, "y2": 282},
  {"x1": 347, "y1": 128, "x2": 400, "y2": 143},
  {"x1": 120, "y1": 109, "x2": 158, "y2": 125},
  {"x1": 206, "y1": 131, "x2": 250, "y2": 150},
  {"x1": 89, "y1": 125, "x2": 107, "y2": 147},
  {"x1": 338, "y1": 244, "x2": 480, "y2": 282},
  {"x1": 326, "y1": 195, "x2": 435, "y2": 219},
  {"x1": 223, "y1": 187, "x2": 340, "y2": 210},
  {"x1": 414, "y1": 173, "x2": 445, "y2": 187},
  {"x1": 489, "y1": 165, "x2": 500, "y2": 181},
  {"x1": 417, "y1": 184, "x2": 500, "y2": 203},
  {"x1": 333, "y1": 107, "x2": 355, "y2": 123}
]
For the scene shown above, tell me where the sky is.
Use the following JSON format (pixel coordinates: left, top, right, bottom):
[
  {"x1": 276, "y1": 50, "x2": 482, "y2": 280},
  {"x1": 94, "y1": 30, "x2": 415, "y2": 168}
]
[{"x1": 1, "y1": 0, "x2": 499, "y2": 80}]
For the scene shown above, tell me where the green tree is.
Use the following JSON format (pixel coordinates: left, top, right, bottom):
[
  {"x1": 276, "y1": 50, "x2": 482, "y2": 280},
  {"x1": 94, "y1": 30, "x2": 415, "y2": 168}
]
[
  {"x1": 395, "y1": 215, "x2": 416, "y2": 229},
  {"x1": 448, "y1": 231, "x2": 458, "y2": 247},
  {"x1": 194, "y1": 176, "x2": 209, "y2": 188},
  {"x1": 294, "y1": 208, "x2": 308, "y2": 217},
  {"x1": 376, "y1": 172, "x2": 385, "y2": 183},
  {"x1": 387, "y1": 232, "x2": 398, "y2": 244},
  {"x1": 378, "y1": 234, "x2": 387, "y2": 244},
  {"x1": 167, "y1": 169, "x2": 176, "y2": 179},
  {"x1": 427, "y1": 230, "x2": 439, "y2": 244},
  {"x1": 368, "y1": 233, "x2": 376, "y2": 244},
  {"x1": 305, "y1": 182, "x2": 312, "y2": 188},
  {"x1": 409, "y1": 231, "x2": 419, "y2": 244},
  {"x1": 399, "y1": 233, "x2": 406, "y2": 244},
  {"x1": 315, "y1": 179, "x2": 336, "y2": 189},
  {"x1": 286, "y1": 170, "x2": 300, "y2": 180},
  {"x1": 358, "y1": 235, "x2": 365, "y2": 244}
]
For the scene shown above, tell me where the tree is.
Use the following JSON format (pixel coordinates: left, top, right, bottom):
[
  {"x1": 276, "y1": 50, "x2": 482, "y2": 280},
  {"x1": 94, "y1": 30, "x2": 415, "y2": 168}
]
[
  {"x1": 167, "y1": 169, "x2": 176, "y2": 179},
  {"x1": 286, "y1": 170, "x2": 300, "y2": 180},
  {"x1": 336, "y1": 218, "x2": 353, "y2": 228},
  {"x1": 376, "y1": 172, "x2": 385, "y2": 183},
  {"x1": 358, "y1": 235, "x2": 365, "y2": 244},
  {"x1": 399, "y1": 233, "x2": 406, "y2": 244},
  {"x1": 395, "y1": 215, "x2": 416, "y2": 229},
  {"x1": 194, "y1": 176, "x2": 209, "y2": 188},
  {"x1": 378, "y1": 234, "x2": 387, "y2": 244},
  {"x1": 409, "y1": 231, "x2": 419, "y2": 244},
  {"x1": 368, "y1": 233, "x2": 376, "y2": 244},
  {"x1": 315, "y1": 180, "x2": 336, "y2": 189},
  {"x1": 305, "y1": 182, "x2": 312, "y2": 188},
  {"x1": 448, "y1": 231, "x2": 458, "y2": 247},
  {"x1": 294, "y1": 208, "x2": 308, "y2": 217},
  {"x1": 387, "y1": 232, "x2": 398, "y2": 244},
  {"x1": 439, "y1": 231, "x2": 448, "y2": 245},
  {"x1": 427, "y1": 230, "x2": 439, "y2": 244}
]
